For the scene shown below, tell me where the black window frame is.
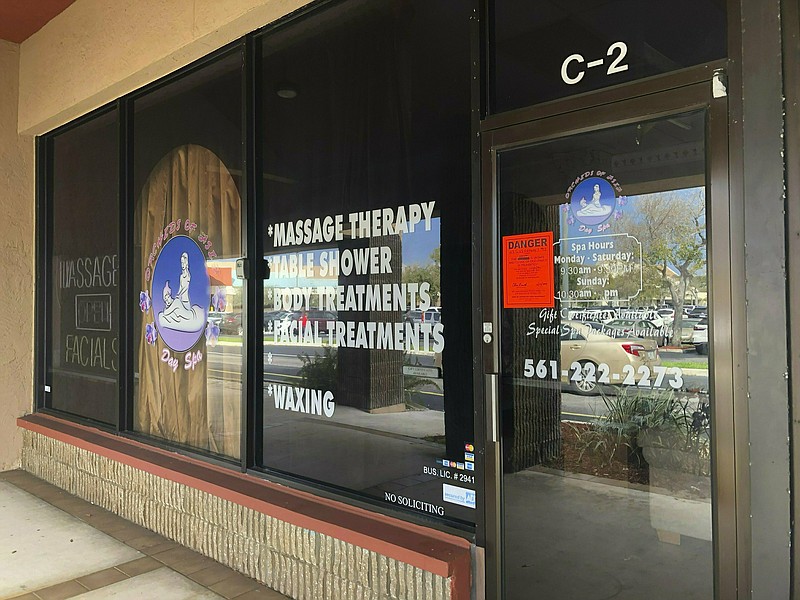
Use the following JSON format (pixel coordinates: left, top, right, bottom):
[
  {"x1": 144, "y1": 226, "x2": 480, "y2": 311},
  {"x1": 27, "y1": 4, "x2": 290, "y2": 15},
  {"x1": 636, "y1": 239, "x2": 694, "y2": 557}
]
[
  {"x1": 34, "y1": 0, "x2": 483, "y2": 539},
  {"x1": 36, "y1": 103, "x2": 122, "y2": 429}
]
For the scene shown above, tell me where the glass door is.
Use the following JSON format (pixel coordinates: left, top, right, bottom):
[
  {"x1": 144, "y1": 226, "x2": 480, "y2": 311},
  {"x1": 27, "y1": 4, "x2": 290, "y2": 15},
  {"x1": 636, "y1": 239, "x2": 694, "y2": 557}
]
[{"x1": 481, "y1": 82, "x2": 735, "y2": 599}]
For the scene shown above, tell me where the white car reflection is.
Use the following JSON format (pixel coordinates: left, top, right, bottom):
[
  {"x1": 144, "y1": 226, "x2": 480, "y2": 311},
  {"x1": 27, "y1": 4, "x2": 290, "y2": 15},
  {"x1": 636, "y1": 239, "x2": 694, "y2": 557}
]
[{"x1": 561, "y1": 320, "x2": 661, "y2": 395}]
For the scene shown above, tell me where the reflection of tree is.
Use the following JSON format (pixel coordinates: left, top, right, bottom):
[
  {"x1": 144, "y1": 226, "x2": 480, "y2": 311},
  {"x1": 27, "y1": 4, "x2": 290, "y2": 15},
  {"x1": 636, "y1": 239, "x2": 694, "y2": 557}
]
[
  {"x1": 606, "y1": 261, "x2": 663, "y2": 306},
  {"x1": 298, "y1": 346, "x2": 338, "y2": 391},
  {"x1": 402, "y1": 246, "x2": 441, "y2": 305},
  {"x1": 624, "y1": 189, "x2": 706, "y2": 339}
]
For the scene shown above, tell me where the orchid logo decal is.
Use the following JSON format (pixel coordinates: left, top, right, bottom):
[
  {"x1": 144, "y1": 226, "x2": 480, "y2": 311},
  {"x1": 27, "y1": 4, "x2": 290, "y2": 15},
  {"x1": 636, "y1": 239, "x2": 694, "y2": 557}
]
[
  {"x1": 139, "y1": 290, "x2": 151, "y2": 312},
  {"x1": 211, "y1": 287, "x2": 227, "y2": 312},
  {"x1": 205, "y1": 319, "x2": 220, "y2": 348},
  {"x1": 145, "y1": 322, "x2": 158, "y2": 345},
  {"x1": 139, "y1": 217, "x2": 218, "y2": 373},
  {"x1": 562, "y1": 171, "x2": 625, "y2": 235}
]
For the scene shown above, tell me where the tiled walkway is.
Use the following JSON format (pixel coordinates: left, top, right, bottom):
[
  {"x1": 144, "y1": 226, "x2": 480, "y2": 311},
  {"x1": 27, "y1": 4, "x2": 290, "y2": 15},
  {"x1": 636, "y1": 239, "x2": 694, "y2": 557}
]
[{"x1": 0, "y1": 470, "x2": 288, "y2": 600}]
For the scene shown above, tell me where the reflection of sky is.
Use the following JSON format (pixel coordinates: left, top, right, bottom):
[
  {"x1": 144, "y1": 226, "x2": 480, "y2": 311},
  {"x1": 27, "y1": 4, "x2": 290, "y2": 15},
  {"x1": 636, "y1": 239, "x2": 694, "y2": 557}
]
[
  {"x1": 402, "y1": 218, "x2": 440, "y2": 265},
  {"x1": 559, "y1": 187, "x2": 707, "y2": 273}
]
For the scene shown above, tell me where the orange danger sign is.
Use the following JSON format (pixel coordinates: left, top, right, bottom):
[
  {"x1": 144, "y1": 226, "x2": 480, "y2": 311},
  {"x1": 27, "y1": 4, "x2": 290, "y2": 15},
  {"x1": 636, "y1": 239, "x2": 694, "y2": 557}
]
[{"x1": 502, "y1": 232, "x2": 555, "y2": 308}]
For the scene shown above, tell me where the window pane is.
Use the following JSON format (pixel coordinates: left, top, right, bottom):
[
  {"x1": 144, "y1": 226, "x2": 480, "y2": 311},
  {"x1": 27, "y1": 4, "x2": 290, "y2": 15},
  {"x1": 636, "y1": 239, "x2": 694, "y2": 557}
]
[
  {"x1": 132, "y1": 52, "x2": 244, "y2": 458},
  {"x1": 47, "y1": 109, "x2": 119, "y2": 424},
  {"x1": 498, "y1": 111, "x2": 713, "y2": 598},
  {"x1": 259, "y1": 0, "x2": 476, "y2": 523}
]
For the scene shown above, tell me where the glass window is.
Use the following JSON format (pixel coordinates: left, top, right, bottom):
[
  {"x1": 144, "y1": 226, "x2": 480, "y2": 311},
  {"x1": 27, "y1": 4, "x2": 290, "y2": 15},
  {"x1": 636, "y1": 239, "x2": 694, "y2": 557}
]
[
  {"x1": 497, "y1": 111, "x2": 713, "y2": 597},
  {"x1": 46, "y1": 109, "x2": 119, "y2": 424},
  {"x1": 258, "y1": 0, "x2": 476, "y2": 523},
  {"x1": 132, "y1": 51, "x2": 244, "y2": 458},
  {"x1": 491, "y1": 0, "x2": 727, "y2": 112}
]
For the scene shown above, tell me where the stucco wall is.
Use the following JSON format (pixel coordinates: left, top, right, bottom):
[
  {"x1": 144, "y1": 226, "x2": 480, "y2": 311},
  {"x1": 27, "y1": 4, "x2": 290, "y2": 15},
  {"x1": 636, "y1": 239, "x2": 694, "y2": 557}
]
[
  {"x1": 0, "y1": 40, "x2": 34, "y2": 470},
  {"x1": 18, "y1": 0, "x2": 311, "y2": 135}
]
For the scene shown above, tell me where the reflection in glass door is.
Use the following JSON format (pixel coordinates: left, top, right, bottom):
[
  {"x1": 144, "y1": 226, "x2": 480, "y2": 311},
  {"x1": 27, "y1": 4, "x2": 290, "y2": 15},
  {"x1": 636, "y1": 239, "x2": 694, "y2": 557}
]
[{"x1": 494, "y1": 110, "x2": 717, "y2": 599}]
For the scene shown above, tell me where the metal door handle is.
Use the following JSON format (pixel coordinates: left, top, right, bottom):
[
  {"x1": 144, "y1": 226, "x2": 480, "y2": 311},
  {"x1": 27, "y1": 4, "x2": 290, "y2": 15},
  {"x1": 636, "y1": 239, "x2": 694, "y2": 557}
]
[{"x1": 486, "y1": 373, "x2": 499, "y2": 443}]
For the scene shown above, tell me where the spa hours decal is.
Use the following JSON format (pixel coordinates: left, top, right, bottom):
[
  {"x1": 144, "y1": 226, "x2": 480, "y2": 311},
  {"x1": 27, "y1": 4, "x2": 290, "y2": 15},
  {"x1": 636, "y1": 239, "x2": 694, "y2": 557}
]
[
  {"x1": 139, "y1": 219, "x2": 217, "y2": 371},
  {"x1": 556, "y1": 170, "x2": 642, "y2": 304}
]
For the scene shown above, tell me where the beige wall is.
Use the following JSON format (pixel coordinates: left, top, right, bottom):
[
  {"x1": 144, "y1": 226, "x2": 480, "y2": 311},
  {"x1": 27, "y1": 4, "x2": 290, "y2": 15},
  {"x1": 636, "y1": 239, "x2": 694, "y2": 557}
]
[
  {"x1": 0, "y1": 40, "x2": 34, "y2": 469},
  {"x1": 18, "y1": 0, "x2": 311, "y2": 135}
]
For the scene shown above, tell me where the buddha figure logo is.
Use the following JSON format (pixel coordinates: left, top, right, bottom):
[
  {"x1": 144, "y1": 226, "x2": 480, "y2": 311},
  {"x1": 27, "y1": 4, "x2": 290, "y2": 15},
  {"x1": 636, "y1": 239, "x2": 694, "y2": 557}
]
[
  {"x1": 569, "y1": 177, "x2": 616, "y2": 227},
  {"x1": 150, "y1": 235, "x2": 210, "y2": 352}
]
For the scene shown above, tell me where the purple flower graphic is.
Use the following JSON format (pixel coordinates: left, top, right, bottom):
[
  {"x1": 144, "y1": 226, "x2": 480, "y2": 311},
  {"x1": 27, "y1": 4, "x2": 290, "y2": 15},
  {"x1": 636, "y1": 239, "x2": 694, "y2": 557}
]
[
  {"x1": 211, "y1": 287, "x2": 227, "y2": 312},
  {"x1": 561, "y1": 204, "x2": 570, "y2": 213},
  {"x1": 145, "y1": 322, "x2": 158, "y2": 345},
  {"x1": 614, "y1": 209, "x2": 623, "y2": 221},
  {"x1": 618, "y1": 196, "x2": 628, "y2": 206},
  {"x1": 205, "y1": 320, "x2": 220, "y2": 347},
  {"x1": 567, "y1": 215, "x2": 575, "y2": 226},
  {"x1": 139, "y1": 290, "x2": 151, "y2": 312}
]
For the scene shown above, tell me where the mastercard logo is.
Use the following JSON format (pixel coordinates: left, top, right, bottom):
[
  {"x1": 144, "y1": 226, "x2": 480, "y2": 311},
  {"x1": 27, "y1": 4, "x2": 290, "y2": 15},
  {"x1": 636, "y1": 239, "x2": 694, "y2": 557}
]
[{"x1": 465, "y1": 444, "x2": 474, "y2": 452}]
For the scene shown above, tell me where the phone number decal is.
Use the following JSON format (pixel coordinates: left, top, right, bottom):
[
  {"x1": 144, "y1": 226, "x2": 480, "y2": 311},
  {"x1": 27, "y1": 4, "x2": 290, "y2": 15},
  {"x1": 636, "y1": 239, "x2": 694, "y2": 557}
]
[{"x1": 523, "y1": 358, "x2": 684, "y2": 389}]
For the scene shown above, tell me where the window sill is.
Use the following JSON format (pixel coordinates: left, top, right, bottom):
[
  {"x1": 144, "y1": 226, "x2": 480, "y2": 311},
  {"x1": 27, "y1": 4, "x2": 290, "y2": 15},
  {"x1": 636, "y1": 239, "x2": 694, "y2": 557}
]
[{"x1": 17, "y1": 413, "x2": 471, "y2": 593}]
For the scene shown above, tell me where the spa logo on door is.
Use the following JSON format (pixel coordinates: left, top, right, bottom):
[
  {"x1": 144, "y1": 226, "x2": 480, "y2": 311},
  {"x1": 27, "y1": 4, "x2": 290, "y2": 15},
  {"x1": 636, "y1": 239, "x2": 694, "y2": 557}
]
[
  {"x1": 563, "y1": 170, "x2": 626, "y2": 234},
  {"x1": 139, "y1": 219, "x2": 218, "y2": 372}
]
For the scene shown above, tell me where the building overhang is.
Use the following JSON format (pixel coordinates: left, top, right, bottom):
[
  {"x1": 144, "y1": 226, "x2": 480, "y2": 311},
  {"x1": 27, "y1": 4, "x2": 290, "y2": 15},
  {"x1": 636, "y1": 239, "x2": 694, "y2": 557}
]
[{"x1": 0, "y1": 1, "x2": 76, "y2": 44}]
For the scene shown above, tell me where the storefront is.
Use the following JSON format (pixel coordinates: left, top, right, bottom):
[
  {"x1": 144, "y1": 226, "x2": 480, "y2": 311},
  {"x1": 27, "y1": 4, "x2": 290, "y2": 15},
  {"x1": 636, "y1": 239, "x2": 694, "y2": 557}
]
[{"x1": 2, "y1": 0, "x2": 798, "y2": 598}]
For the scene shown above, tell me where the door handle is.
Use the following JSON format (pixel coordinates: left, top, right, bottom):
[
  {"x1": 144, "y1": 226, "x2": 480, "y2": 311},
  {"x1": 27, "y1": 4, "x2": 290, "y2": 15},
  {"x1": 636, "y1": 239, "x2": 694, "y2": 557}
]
[
  {"x1": 486, "y1": 373, "x2": 499, "y2": 443},
  {"x1": 570, "y1": 344, "x2": 582, "y2": 350}
]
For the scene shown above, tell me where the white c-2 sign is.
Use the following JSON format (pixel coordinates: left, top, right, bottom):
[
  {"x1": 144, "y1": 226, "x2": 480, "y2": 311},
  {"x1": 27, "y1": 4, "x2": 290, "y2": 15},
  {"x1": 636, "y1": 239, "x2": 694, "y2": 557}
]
[{"x1": 561, "y1": 41, "x2": 629, "y2": 85}]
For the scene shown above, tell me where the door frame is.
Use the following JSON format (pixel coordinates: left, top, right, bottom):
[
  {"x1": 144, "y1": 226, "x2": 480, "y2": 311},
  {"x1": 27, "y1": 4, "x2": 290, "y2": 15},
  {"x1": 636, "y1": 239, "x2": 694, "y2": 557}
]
[{"x1": 479, "y1": 77, "x2": 739, "y2": 599}]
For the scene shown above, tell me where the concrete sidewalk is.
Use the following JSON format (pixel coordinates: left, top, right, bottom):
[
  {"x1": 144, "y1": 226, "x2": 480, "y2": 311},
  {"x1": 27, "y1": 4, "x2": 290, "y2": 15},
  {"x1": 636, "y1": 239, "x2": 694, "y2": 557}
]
[{"x1": 0, "y1": 471, "x2": 288, "y2": 600}]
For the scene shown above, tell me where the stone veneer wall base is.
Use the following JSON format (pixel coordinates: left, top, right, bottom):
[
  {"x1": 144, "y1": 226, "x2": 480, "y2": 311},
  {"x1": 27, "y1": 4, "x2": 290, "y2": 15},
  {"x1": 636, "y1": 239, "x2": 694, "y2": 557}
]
[{"x1": 21, "y1": 430, "x2": 452, "y2": 600}]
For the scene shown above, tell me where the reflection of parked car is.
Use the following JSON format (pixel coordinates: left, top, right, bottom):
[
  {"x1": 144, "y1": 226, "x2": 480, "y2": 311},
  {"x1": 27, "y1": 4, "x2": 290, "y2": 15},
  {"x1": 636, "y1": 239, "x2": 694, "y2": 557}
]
[
  {"x1": 218, "y1": 312, "x2": 243, "y2": 336},
  {"x1": 568, "y1": 307, "x2": 617, "y2": 323},
  {"x1": 208, "y1": 311, "x2": 243, "y2": 335},
  {"x1": 561, "y1": 320, "x2": 661, "y2": 395},
  {"x1": 207, "y1": 311, "x2": 224, "y2": 328},
  {"x1": 692, "y1": 318, "x2": 708, "y2": 355},
  {"x1": 282, "y1": 310, "x2": 338, "y2": 334},
  {"x1": 687, "y1": 306, "x2": 708, "y2": 318},
  {"x1": 404, "y1": 307, "x2": 441, "y2": 324},
  {"x1": 602, "y1": 318, "x2": 669, "y2": 347},
  {"x1": 424, "y1": 307, "x2": 442, "y2": 323},
  {"x1": 676, "y1": 317, "x2": 700, "y2": 344},
  {"x1": 615, "y1": 308, "x2": 665, "y2": 328},
  {"x1": 404, "y1": 309, "x2": 423, "y2": 324},
  {"x1": 657, "y1": 308, "x2": 675, "y2": 327},
  {"x1": 263, "y1": 310, "x2": 292, "y2": 332}
]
